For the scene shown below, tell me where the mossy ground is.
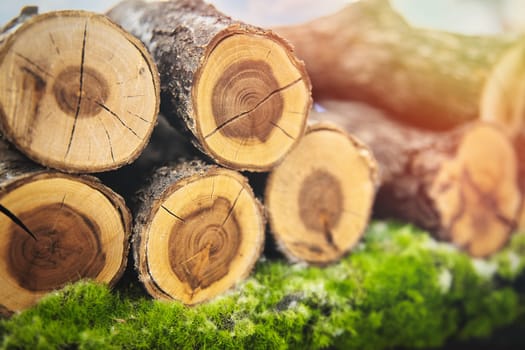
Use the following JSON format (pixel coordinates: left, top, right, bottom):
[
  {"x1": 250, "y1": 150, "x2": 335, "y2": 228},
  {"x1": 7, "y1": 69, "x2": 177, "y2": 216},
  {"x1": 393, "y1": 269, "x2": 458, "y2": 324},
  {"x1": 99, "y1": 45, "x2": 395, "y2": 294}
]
[{"x1": 1, "y1": 221, "x2": 525, "y2": 349}]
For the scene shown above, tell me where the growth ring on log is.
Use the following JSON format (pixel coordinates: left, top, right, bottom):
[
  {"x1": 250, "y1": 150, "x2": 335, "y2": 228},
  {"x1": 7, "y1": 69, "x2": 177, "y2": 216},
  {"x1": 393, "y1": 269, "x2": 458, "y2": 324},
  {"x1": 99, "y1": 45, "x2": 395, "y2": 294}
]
[
  {"x1": 265, "y1": 123, "x2": 378, "y2": 264},
  {"x1": 136, "y1": 165, "x2": 264, "y2": 304},
  {"x1": 194, "y1": 29, "x2": 311, "y2": 170},
  {"x1": 0, "y1": 173, "x2": 130, "y2": 313},
  {"x1": 0, "y1": 11, "x2": 159, "y2": 172}
]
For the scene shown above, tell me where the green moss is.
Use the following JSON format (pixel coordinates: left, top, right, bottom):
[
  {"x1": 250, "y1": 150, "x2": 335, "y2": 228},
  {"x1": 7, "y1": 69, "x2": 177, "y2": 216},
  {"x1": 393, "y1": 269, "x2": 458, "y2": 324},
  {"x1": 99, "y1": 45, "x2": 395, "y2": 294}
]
[{"x1": 1, "y1": 221, "x2": 524, "y2": 349}]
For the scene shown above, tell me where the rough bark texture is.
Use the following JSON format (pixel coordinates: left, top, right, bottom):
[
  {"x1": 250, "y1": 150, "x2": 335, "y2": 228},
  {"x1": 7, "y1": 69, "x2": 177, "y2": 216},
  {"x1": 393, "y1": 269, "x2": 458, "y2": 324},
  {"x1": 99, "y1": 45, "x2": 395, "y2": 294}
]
[
  {"x1": 265, "y1": 123, "x2": 378, "y2": 264},
  {"x1": 312, "y1": 100, "x2": 521, "y2": 257},
  {"x1": 108, "y1": 0, "x2": 239, "y2": 136},
  {"x1": 0, "y1": 140, "x2": 131, "y2": 314},
  {"x1": 0, "y1": 6, "x2": 38, "y2": 44},
  {"x1": 0, "y1": 9, "x2": 160, "y2": 173},
  {"x1": 275, "y1": 0, "x2": 518, "y2": 130},
  {"x1": 107, "y1": 0, "x2": 311, "y2": 171},
  {"x1": 133, "y1": 160, "x2": 265, "y2": 304}
]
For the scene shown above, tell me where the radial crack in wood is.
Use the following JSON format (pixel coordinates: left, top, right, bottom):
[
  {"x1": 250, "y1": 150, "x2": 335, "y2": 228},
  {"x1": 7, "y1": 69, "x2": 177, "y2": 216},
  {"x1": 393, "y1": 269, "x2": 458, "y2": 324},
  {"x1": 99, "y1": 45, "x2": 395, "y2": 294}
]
[
  {"x1": 313, "y1": 100, "x2": 521, "y2": 257},
  {"x1": 0, "y1": 141, "x2": 131, "y2": 314},
  {"x1": 0, "y1": 203, "x2": 37, "y2": 240},
  {"x1": 0, "y1": 10, "x2": 160, "y2": 172},
  {"x1": 133, "y1": 161, "x2": 265, "y2": 304},
  {"x1": 107, "y1": 0, "x2": 311, "y2": 171},
  {"x1": 265, "y1": 123, "x2": 378, "y2": 264}
]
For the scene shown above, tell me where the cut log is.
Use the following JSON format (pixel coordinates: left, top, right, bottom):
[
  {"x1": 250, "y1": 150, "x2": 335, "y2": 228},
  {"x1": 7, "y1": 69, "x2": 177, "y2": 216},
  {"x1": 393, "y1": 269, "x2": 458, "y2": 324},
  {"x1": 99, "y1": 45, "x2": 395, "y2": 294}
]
[
  {"x1": 274, "y1": 0, "x2": 521, "y2": 131},
  {"x1": 265, "y1": 123, "x2": 378, "y2": 264},
  {"x1": 0, "y1": 9, "x2": 160, "y2": 173},
  {"x1": 312, "y1": 100, "x2": 522, "y2": 257},
  {"x1": 0, "y1": 140, "x2": 131, "y2": 314},
  {"x1": 480, "y1": 40, "x2": 525, "y2": 138},
  {"x1": 480, "y1": 41, "x2": 525, "y2": 231},
  {"x1": 133, "y1": 161, "x2": 265, "y2": 304},
  {"x1": 107, "y1": 0, "x2": 311, "y2": 171}
]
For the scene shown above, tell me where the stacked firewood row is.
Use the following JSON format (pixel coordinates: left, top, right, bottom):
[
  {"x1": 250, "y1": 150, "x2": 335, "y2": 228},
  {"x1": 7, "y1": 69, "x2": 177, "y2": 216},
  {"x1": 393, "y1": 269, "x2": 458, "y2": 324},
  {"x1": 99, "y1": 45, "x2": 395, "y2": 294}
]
[{"x1": 0, "y1": 0, "x2": 523, "y2": 314}]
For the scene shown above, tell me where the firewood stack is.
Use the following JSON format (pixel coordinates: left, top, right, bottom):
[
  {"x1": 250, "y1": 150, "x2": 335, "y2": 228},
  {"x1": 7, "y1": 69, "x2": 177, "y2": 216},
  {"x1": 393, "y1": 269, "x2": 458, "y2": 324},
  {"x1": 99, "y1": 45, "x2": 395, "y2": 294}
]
[{"x1": 0, "y1": 0, "x2": 523, "y2": 314}]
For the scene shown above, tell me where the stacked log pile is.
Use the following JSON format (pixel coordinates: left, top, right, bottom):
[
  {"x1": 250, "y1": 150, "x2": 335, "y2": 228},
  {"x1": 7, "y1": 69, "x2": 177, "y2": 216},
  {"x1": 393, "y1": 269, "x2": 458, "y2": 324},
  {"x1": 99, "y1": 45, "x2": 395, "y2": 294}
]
[
  {"x1": 0, "y1": 0, "x2": 523, "y2": 314},
  {"x1": 0, "y1": 8, "x2": 148, "y2": 313},
  {"x1": 311, "y1": 101, "x2": 520, "y2": 257},
  {"x1": 274, "y1": 0, "x2": 525, "y2": 235}
]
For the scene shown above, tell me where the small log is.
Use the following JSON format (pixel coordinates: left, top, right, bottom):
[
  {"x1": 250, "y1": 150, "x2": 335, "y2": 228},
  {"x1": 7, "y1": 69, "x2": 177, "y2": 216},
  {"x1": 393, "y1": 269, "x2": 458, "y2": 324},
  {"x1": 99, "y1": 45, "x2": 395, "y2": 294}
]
[
  {"x1": 0, "y1": 140, "x2": 131, "y2": 314},
  {"x1": 312, "y1": 100, "x2": 521, "y2": 257},
  {"x1": 0, "y1": 9, "x2": 160, "y2": 172},
  {"x1": 480, "y1": 41, "x2": 525, "y2": 137},
  {"x1": 274, "y1": 0, "x2": 521, "y2": 131},
  {"x1": 265, "y1": 123, "x2": 378, "y2": 264},
  {"x1": 133, "y1": 161, "x2": 265, "y2": 304},
  {"x1": 107, "y1": 0, "x2": 311, "y2": 171}
]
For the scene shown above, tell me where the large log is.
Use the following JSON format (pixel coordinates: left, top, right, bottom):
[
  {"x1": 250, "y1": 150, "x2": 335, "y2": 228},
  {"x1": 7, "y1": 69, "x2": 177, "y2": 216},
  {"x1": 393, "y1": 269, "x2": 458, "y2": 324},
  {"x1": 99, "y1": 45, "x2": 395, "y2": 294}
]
[
  {"x1": 107, "y1": 0, "x2": 311, "y2": 171},
  {"x1": 0, "y1": 9, "x2": 160, "y2": 172},
  {"x1": 274, "y1": 0, "x2": 523, "y2": 131},
  {"x1": 265, "y1": 123, "x2": 378, "y2": 264},
  {"x1": 133, "y1": 161, "x2": 265, "y2": 304},
  {"x1": 312, "y1": 100, "x2": 521, "y2": 257},
  {"x1": 0, "y1": 140, "x2": 131, "y2": 314}
]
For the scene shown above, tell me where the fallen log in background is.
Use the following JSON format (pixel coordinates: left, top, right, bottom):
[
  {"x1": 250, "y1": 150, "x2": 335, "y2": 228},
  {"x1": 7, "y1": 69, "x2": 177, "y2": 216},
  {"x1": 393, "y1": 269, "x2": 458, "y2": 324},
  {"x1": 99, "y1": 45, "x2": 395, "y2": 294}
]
[
  {"x1": 480, "y1": 40, "x2": 525, "y2": 138},
  {"x1": 312, "y1": 100, "x2": 521, "y2": 257},
  {"x1": 0, "y1": 9, "x2": 160, "y2": 173},
  {"x1": 274, "y1": 0, "x2": 524, "y2": 133},
  {"x1": 265, "y1": 123, "x2": 378, "y2": 264},
  {"x1": 0, "y1": 140, "x2": 131, "y2": 314},
  {"x1": 107, "y1": 0, "x2": 312, "y2": 171},
  {"x1": 133, "y1": 160, "x2": 265, "y2": 304},
  {"x1": 275, "y1": 0, "x2": 525, "y2": 242},
  {"x1": 480, "y1": 41, "x2": 525, "y2": 229}
]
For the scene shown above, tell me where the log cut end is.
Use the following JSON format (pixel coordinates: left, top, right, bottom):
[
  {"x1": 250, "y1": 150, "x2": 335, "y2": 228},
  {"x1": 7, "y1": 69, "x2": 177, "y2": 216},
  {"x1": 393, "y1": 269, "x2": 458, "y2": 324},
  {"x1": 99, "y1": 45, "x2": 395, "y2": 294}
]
[
  {"x1": 265, "y1": 123, "x2": 378, "y2": 264},
  {"x1": 429, "y1": 124, "x2": 520, "y2": 257},
  {"x1": 481, "y1": 40, "x2": 525, "y2": 138},
  {"x1": 194, "y1": 28, "x2": 311, "y2": 171},
  {"x1": 0, "y1": 173, "x2": 130, "y2": 313},
  {"x1": 135, "y1": 164, "x2": 265, "y2": 304},
  {"x1": 0, "y1": 10, "x2": 159, "y2": 172}
]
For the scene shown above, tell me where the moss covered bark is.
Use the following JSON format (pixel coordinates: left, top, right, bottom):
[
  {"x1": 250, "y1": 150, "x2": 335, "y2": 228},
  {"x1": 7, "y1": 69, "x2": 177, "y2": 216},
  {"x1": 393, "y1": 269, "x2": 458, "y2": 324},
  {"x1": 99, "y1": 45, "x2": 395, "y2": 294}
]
[{"x1": 1, "y1": 221, "x2": 525, "y2": 349}]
